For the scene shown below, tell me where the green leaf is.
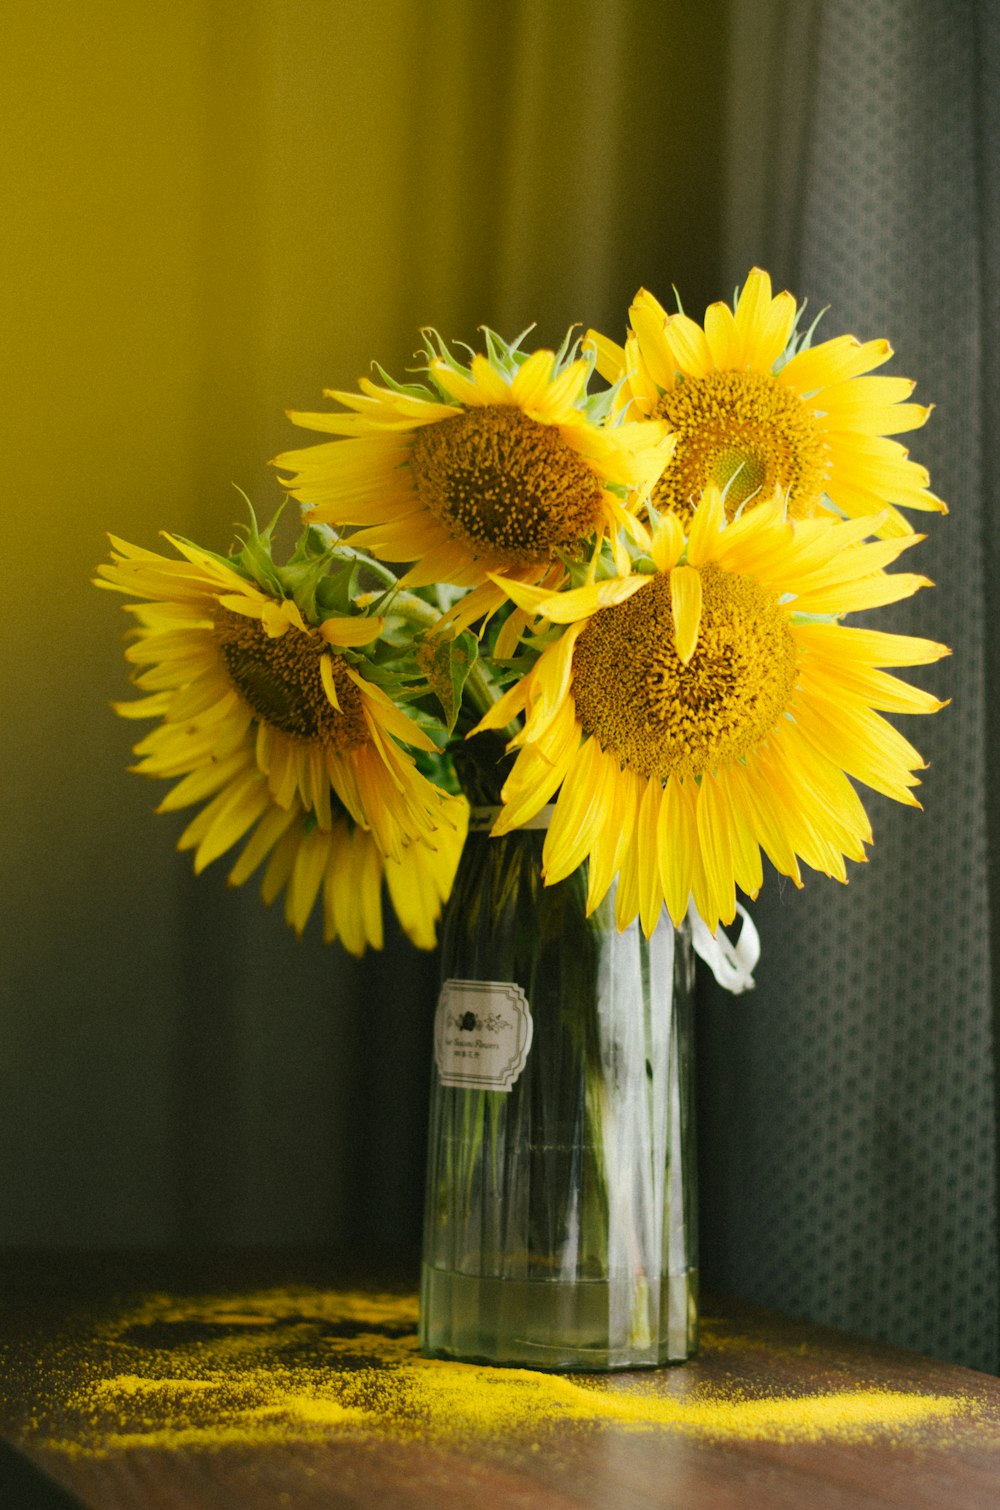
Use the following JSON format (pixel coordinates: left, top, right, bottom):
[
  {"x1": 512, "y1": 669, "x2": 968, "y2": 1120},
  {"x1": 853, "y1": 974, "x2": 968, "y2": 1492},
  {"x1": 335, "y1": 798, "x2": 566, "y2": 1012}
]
[
  {"x1": 313, "y1": 561, "x2": 361, "y2": 617},
  {"x1": 418, "y1": 631, "x2": 480, "y2": 736}
]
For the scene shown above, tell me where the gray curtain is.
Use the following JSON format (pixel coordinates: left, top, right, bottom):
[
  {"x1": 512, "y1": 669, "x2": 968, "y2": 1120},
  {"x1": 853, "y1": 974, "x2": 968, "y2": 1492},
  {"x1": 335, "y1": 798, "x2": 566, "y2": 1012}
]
[{"x1": 697, "y1": 0, "x2": 998, "y2": 1373}]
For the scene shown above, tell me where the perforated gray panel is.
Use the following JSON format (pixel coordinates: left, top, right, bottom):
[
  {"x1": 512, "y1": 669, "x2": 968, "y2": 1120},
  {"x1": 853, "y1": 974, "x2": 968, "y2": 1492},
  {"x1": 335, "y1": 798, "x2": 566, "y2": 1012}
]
[{"x1": 699, "y1": 0, "x2": 998, "y2": 1372}]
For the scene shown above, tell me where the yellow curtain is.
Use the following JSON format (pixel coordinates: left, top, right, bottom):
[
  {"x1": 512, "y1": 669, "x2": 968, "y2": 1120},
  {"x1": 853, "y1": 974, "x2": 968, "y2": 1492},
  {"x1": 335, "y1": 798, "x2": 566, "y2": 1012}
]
[{"x1": 1, "y1": 0, "x2": 724, "y2": 1245}]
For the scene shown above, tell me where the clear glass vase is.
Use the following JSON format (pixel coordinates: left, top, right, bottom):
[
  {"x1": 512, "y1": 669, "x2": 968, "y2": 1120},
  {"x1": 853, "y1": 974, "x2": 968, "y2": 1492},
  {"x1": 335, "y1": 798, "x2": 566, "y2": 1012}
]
[{"x1": 419, "y1": 743, "x2": 698, "y2": 1371}]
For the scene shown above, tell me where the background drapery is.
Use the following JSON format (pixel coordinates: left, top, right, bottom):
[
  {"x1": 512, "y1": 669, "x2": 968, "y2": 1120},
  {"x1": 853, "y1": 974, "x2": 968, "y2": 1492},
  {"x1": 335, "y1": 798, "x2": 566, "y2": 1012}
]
[
  {"x1": 698, "y1": 0, "x2": 998, "y2": 1375},
  {"x1": 2, "y1": 0, "x2": 995, "y2": 1371}
]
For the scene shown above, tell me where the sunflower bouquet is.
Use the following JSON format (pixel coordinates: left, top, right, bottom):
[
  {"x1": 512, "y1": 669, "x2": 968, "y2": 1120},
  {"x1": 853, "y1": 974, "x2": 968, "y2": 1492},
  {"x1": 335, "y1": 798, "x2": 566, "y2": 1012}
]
[
  {"x1": 97, "y1": 268, "x2": 947, "y2": 965},
  {"x1": 97, "y1": 269, "x2": 949, "y2": 1369}
]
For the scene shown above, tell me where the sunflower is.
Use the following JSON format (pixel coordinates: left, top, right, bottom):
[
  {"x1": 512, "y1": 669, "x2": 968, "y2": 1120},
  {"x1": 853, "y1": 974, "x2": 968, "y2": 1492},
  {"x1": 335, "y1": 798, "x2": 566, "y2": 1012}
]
[
  {"x1": 95, "y1": 532, "x2": 454, "y2": 865},
  {"x1": 215, "y1": 789, "x2": 468, "y2": 955},
  {"x1": 271, "y1": 331, "x2": 674, "y2": 620},
  {"x1": 136, "y1": 757, "x2": 467, "y2": 954},
  {"x1": 587, "y1": 269, "x2": 944, "y2": 538},
  {"x1": 474, "y1": 487, "x2": 949, "y2": 936}
]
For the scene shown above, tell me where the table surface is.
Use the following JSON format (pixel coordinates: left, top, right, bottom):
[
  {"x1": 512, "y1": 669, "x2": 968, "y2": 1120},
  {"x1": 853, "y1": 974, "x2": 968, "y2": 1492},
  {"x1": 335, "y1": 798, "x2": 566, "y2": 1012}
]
[{"x1": 0, "y1": 1252, "x2": 997, "y2": 1510}]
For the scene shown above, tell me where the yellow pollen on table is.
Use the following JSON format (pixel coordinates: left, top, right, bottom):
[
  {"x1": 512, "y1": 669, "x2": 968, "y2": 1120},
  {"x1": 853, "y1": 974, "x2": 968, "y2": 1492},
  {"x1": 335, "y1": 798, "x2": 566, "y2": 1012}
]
[
  {"x1": 409, "y1": 405, "x2": 603, "y2": 566},
  {"x1": 215, "y1": 609, "x2": 368, "y2": 751},
  {"x1": 655, "y1": 370, "x2": 828, "y2": 522},
  {"x1": 31, "y1": 1287, "x2": 978, "y2": 1457},
  {"x1": 409, "y1": 1367, "x2": 968, "y2": 1443},
  {"x1": 571, "y1": 565, "x2": 798, "y2": 780}
]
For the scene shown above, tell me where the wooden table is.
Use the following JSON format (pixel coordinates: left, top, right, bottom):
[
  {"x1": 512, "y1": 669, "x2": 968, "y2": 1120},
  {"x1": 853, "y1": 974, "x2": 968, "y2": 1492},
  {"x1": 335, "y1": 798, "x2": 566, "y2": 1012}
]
[{"x1": 0, "y1": 1253, "x2": 997, "y2": 1509}]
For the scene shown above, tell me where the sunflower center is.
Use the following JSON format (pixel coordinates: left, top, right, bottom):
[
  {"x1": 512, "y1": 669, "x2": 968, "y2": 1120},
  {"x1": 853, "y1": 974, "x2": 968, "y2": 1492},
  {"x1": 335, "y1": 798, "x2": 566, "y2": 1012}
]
[
  {"x1": 571, "y1": 565, "x2": 798, "y2": 779},
  {"x1": 409, "y1": 405, "x2": 604, "y2": 566},
  {"x1": 215, "y1": 610, "x2": 368, "y2": 751},
  {"x1": 654, "y1": 371, "x2": 827, "y2": 522}
]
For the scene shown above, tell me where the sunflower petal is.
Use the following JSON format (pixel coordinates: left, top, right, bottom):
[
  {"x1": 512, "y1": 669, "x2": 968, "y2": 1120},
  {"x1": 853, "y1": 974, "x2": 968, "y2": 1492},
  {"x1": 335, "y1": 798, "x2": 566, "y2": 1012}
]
[
  {"x1": 670, "y1": 565, "x2": 703, "y2": 664},
  {"x1": 320, "y1": 615, "x2": 385, "y2": 647}
]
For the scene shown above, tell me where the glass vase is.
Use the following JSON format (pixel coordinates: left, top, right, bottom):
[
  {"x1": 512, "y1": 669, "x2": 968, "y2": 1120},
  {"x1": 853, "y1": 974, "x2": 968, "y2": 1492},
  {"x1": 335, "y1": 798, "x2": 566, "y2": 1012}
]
[{"x1": 419, "y1": 746, "x2": 698, "y2": 1371}]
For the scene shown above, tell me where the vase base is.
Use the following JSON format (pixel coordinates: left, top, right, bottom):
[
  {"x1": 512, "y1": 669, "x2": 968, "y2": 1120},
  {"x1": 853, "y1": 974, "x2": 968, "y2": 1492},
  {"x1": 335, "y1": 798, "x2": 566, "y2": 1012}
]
[{"x1": 419, "y1": 1262, "x2": 698, "y2": 1372}]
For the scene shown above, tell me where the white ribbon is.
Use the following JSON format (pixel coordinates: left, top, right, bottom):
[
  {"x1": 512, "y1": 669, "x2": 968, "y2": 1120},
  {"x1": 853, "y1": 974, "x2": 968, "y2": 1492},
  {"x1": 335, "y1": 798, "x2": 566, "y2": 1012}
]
[{"x1": 687, "y1": 901, "x2": 760, "y2": 995}]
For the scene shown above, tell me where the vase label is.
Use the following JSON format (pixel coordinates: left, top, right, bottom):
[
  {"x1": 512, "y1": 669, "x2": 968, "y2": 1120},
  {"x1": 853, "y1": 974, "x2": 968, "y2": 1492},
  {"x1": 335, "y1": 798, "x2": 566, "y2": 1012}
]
[{"x1": 434, "y1": 979, "x2": 533, "y2": 1091}]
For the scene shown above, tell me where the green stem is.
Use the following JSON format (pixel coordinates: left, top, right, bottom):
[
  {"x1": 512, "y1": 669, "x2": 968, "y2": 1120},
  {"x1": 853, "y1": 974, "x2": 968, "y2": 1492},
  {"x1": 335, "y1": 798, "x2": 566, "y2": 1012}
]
[
  {"x1": 463, "y1": 660, "x2": 500, "y2": 721},
  {"x1": 331, "y1": 547, "x2": 401, "y2": 591},
  {"x1": 391, "y1": 591, "x2": 445, "y2": 630}
]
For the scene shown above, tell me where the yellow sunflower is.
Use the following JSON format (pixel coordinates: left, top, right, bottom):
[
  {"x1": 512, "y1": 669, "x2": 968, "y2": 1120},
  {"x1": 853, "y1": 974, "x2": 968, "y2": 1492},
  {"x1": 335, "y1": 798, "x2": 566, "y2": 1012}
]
[
  {"x1": 140, "y1": 762, "x2": 468, "y2": 955},
  {"x1": 271, "y1": 331, "x2": 674, "y2": 620},
  {"x1": 587, "y1": 269, "x2": 944, "y2": 538},
  {"x1": 95, "y1": 533, "x2": 453, "y2": 864},
  {"x1": 213, "y1": 789, "x2": 468, "y2": 955},
  {"x1": 474, "y1": 488, "x2": 949, "y2": 936}
]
